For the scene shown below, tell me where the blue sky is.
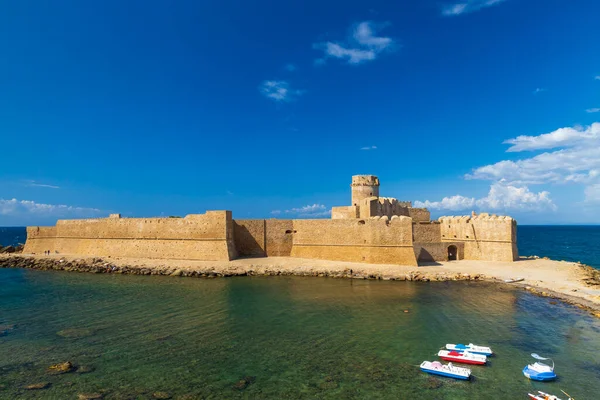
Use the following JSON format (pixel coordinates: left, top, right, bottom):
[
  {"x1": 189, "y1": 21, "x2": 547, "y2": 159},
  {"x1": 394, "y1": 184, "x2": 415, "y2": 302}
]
[{"x1": 1, "y1": 0, "x2": 599, "y2": 226}]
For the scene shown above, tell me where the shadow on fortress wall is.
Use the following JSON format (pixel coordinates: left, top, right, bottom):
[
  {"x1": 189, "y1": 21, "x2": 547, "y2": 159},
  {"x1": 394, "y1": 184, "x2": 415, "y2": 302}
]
[{"x1": 234, "y1": 224, "x2": 266, "y2": 257}]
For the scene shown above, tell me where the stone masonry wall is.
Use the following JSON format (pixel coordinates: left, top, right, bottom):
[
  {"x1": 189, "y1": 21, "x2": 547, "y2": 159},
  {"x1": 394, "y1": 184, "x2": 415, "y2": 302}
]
[
  {"x1": 413, "y1": 242, "x2": 464, "y2": 262},
  {"x1": 291, "y1": 216, "x2": 417, "y2": 265},
  {"x1": 331, "y1": 206, "x2": 359, "y2": 219},
  {"x1": 24, "y1": 211, "x2": 236, "y2": 261},
  {"x1": 265, "y1": 219, "x2": 293, "y2": 256},
  {"x1": 408, "y1": 208, "x2": 431, "y2": 222},
  {"x1": 233, "y1": 220, "x2": 266, "y2": 257},
  {"x1": 439, "y1": 214, "x2": 518, "y2": 262},
  {"x1": 412, "y1": 222, "x2": 441, "y2": 243},
  {"x1": 233, "y1": 219, "x2": 293, "y2": 257}
]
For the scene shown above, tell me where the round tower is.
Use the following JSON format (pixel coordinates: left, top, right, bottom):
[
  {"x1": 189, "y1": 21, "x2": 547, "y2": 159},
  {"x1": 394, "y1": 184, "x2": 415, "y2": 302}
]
[{"x1": 351, "y1": 175, "x2": 380, "y2": 206}]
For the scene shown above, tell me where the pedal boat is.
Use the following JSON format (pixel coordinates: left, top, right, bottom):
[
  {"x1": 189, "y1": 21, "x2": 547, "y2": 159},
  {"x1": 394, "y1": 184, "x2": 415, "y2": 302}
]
[
  {"x1": 438, "y1": 350, "x2": 487, "y2": 365},
  {"x1": 420, "y1": 361, "x2": 471, "y2": 380},
  {"x1": 445, "y1": 343, "x2": 493, "y2": 356}
]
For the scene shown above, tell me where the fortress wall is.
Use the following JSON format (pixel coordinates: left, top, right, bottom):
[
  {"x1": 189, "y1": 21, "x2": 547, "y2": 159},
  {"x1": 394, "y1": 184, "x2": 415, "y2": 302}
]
[
  {"x1": 358, "y1": 197, "x2": 411, "y2": 219},
  {"x1": 233, "y1": 220, "x2": 266, "y2": 257},
  {"x1": 439, "y1": 215, "x2": 518, "y2": 261},
  {"x1": 331, "y1": 206, "x2": 358, "y2": 219},
  {"x1": 359, "y1": 197, "x2": 379, "y2": 219},
  {"x1": 24, "y1": 211, "x2": 236, "y2": 261},
  {"x1": 412, "y1": 222, "x2": 441, "y2": 243},
  {"x1": 291, "y1": 216, "x2": 417, "y2": 265},
  {"x1": 265, "y1": 219, "x2": 293, "y2": 256},
  {"x1": 413, "y1": 242, "x2": 464, "y2": 262},
  {"x1": 409, "y1": 208, "x2": 431, "y2": 222},
  {"x1": 23, "y1": 226, "x2": 58, "y2": 254}
]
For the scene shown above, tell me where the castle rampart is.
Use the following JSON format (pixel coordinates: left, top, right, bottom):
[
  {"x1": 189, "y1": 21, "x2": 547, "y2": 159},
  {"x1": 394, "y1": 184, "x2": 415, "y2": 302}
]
[
  {"x1": 233, "y1": 219, "x2": 293, "y2": 257},
  {"x1": 24, "y1": 211, "x2": 237, "y2": 261},
  {"x1": 22, "y1": 175, "x2": 518, "y2": 265},
  {"x1": 291, "y1": 216, "x2": 417, "y2": 265},
  {"x1": 439, "y1": 214, "x2": 518, "y2": 262}
]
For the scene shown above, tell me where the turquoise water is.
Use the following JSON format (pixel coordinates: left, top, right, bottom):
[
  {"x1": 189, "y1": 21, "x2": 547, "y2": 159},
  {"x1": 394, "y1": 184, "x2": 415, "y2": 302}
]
[
  {"x1": 3, "y1": 225, "x2": 600, "y2": 268},
  {"x1": 1, "y1": 268, "x2": 599, "y2": 399}
]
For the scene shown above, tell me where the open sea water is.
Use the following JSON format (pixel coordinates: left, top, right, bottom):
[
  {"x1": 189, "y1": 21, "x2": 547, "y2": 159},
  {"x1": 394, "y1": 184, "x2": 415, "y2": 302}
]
[{"x1": 1, "y1": 226, "x2": 599, "y2": 399}]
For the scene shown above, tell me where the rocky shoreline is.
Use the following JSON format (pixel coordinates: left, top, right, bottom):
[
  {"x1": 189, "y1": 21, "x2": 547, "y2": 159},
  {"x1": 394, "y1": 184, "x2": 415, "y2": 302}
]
[
  {"x1": 0, "y1": 255, "x2": 487, "y2": 281},
  {"x1": 1, "y1": 253, "x2": 600, "y2": 316}
]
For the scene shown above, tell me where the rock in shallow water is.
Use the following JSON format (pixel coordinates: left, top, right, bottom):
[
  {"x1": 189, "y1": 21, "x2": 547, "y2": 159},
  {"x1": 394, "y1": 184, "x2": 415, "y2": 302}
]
[
  {"x1": 232, "y1": 376, "x2": 256, "y2": 390},
  {"x1": 48, "y1": 361, "x2": 75, "y2": 374},
  {"x1": 25, "y1": 382, "x2": 50, "y2": 390},
  {"x1": 78, "y1": 393, "x2": 103, "y2": 400}
]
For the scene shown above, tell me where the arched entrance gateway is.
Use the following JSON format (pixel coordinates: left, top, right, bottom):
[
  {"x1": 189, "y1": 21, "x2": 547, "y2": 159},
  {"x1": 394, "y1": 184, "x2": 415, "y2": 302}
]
[{"x1": 447, "y1": 245, "x2": 458, "y2": 261}]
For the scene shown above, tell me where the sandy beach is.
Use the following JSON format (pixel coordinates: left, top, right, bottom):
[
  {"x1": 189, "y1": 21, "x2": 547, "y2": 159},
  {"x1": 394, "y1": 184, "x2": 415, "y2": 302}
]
[{"x1": 2, "y1": 253, "x2": 600, "y2": 313}]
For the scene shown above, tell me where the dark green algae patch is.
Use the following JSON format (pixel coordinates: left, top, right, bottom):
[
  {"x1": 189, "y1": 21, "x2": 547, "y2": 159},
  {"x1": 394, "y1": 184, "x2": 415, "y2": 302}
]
[{"x1": 1, "y1": 267, "x2": 600, "y2": 399}]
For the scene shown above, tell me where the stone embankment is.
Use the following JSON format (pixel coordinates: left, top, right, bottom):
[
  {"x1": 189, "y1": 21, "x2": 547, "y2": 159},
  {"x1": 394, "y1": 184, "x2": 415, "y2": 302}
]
[
  {"x1": 0, "y1": 255, "x2": 484, "y2": 282},
  {"x1": 0, "y1": 244, "x2": 23, "y2": 254}
]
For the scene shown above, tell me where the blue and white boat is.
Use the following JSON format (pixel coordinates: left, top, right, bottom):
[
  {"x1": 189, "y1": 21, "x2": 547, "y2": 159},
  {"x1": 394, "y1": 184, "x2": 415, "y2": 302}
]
[
  {"x1": 446, "y1": 343, "x2": 493, "y2": 356},
  {"x1": 523, "y1": 354, "x2": 557, "y2": 381},
  {"x1": 420, "y1": 361, "x2": 471, "y2": 380}
]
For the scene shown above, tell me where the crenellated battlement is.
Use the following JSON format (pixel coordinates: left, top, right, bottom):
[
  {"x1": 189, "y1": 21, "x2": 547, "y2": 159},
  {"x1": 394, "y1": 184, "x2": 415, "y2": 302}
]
[{"x1": 351, "y1": 175, "x2": 380, "y2": 187}]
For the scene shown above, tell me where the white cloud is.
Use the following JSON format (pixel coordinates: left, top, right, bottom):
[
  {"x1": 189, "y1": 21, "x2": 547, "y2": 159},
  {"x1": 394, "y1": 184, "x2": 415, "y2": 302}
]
[
  {"x1": 25, "y1": 181, "x2": 60, "y2": 189},
  {"x1": 502, "y1": 123, "x2": 600, "y2": 153},
  {"x1": 285, "y1": 204, "x2": 331, "y2": 217},
  {"x1": 360, "y1": 145, "x2": 377, "y2": 150},
  {"x1": 533, "y1": 88, "x2": 546, "y2": 94},
  {"x1": 585, "y1": 184, "x2": 600, "y2": 203},
  {"x1": 259, "y1": 80, "x2": 305, "y2": 102},
  {"x1": 415, "y1": 195, "x2": 475, "y2": 211},
  {"x1": 466, "y1": 123, "x2": 600, "y2": 187},
  {"x1": 595, "y1": 76, "x2": 600, "y2": 80},
  {"x1": 319, "y1": 43, "x2": 376, "y2": 64},
  {"x1": 285, "y1": 64, "x2": 296, "y2": 72},
  {"x1": 271, "y1": 210, "x2": 282, "y2": 215},
  {"x1": 414, "y1": 181, "x2": 556, "y2": 212},
  {"x1": 0, "y1": 198, "x2": 103, "y2": 217},
  {"x1": 313, "y1": 21, "x2": 395, "y2": 65},
  {"x1": 442, "y1": 0, "x2": 506, "y2": 16},
  {"x1": 466, "y1": 122, "x2": 600, "y2": 211},
  {"x1": 586, "y1": 108, "x2": 600, "y2": 113},
  {"x1": 353, "y1": 22, "x2": 392, "y2": 50}
]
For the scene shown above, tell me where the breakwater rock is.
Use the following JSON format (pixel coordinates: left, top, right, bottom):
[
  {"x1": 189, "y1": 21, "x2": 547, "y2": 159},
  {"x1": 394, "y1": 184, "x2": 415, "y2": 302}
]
[
  {"x1": 0, "y1": 255, "x2": 486, "y2": 282},
  {"x1": 0, "y1": 244, "x2": 23, "y2": 254}
]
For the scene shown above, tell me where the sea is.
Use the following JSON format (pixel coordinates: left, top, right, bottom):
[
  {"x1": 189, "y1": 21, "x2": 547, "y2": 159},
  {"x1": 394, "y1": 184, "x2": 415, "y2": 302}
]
[{"x1": 1, "y1": 226, "x2": 599, "y2": 398}]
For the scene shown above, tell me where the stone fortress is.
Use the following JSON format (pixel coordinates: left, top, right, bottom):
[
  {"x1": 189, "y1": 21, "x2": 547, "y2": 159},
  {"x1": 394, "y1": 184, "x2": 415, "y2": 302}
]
[{"x1": 24, "y1": 175, "x2": 518, "y2": 265}]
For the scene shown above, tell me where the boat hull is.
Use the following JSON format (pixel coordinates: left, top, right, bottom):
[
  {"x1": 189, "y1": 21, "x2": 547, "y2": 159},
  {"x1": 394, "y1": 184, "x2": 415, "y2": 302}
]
[
  {"x1": 439, "y1": 355, "x2": 486, "y2": 365},
  {"x1": 522, "y1": 366, "x2": 557, "y2": 381},
  {"x1": 445, "y1": 344, "x2": 493, "y2": 356},
  {"x1": 450, "y1": 348, "x2": 492, "y2": 356},
  {"x1": 420, "y1": 367, "x2": 470, "y2": 380}
]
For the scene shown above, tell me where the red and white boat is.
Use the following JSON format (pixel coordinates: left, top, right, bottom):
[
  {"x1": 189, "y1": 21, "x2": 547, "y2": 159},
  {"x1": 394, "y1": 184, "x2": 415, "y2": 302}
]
[
  {"x1": 437, "y1": 350, "x2": 487, "y2": 365},
  {"x1": 528, "y1": 391, "x2": 572, "y2": 400}
]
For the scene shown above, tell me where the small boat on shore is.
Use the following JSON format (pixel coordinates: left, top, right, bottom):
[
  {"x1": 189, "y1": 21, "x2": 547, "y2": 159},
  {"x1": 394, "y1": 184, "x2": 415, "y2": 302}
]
[
  {"x1": 438, "y1": 350, "x2": 487, "y2": 365},
  {"x1": 504, "y1": 277, "x2": 524, "y2": 283},
  {"x1": 528, "y1": 390, "x2": 572, "y2": 400},
  {"x1": 445, "y1": 343, "x2": 493, "y2": 356},
  {"x1": 420, "y1": 361, "x2": 471, "y2": 380},
  {"x1": 523, "y1": 353, "x2": 557, "y2": 381}
]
